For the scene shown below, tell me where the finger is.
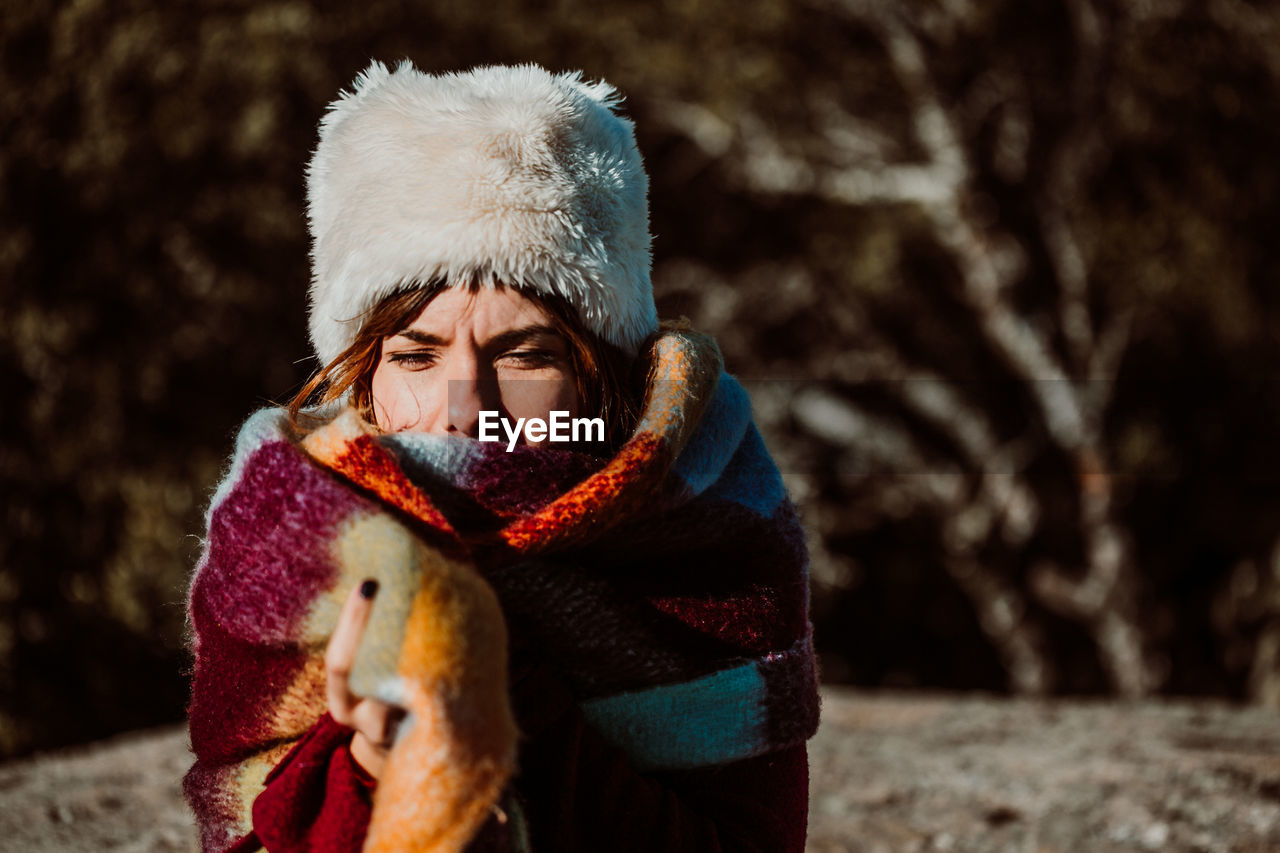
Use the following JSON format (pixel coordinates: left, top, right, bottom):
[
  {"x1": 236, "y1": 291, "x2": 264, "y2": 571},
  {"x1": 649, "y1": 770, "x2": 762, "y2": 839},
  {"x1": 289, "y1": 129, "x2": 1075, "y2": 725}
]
[
  {"x1": 325, "y1": 579, "x2": 379, "y2": 723},
  {"x1": 351, "y1": 699, "x2": 407, "y2": 749}
]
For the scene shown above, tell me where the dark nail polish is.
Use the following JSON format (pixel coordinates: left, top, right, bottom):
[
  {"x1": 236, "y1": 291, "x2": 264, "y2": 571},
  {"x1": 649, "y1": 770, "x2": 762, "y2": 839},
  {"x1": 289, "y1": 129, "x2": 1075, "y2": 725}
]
[{"x1": 360, "y1": 579, "x2": 379, "y2": 599}]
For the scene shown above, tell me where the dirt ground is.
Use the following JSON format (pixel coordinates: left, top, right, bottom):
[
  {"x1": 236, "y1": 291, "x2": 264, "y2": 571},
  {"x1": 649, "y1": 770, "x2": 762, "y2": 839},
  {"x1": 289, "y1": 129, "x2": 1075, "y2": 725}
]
[
  {"x1": 807, "y1": 688, "x2": 1280, "y2": 853},
  {"x1": 1, "y1": 687, "x2": 1277, "y2": 852}
]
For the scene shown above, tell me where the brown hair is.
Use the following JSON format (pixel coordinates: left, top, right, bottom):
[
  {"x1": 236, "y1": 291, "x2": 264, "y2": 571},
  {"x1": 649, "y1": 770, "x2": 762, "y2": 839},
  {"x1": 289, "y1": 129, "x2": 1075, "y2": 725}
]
[{"x1": 288, "y1": 281, "x2": 648, "y2": 454}]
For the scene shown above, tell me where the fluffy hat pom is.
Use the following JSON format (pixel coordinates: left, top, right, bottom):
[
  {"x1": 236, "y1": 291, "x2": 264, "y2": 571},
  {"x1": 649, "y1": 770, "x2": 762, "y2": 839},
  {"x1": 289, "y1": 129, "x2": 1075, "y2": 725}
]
[{"x1": 305, "y1": 61, "x2": 657, "y2": 364}]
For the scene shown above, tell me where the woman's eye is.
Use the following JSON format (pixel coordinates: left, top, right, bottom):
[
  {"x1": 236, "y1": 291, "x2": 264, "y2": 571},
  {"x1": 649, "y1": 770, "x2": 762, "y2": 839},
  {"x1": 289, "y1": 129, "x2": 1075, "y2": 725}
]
[
  {"x1": 500, "y1": 349, "x2": 558, "y2": 367},
  {"x1": 387, "y1": 351, "x2": 437, "y2": 369}
]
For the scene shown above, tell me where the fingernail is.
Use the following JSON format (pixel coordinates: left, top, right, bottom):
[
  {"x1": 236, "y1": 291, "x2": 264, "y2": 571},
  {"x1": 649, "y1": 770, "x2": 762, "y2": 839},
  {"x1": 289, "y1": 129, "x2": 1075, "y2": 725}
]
[{"x1": 360, "y1": 579, "x2": 379, "y2": 599}]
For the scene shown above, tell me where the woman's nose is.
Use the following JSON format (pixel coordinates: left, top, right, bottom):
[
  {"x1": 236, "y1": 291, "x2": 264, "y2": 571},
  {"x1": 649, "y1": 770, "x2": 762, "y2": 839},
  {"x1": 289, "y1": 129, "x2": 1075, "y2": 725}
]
[
  {"x1": 444, "y1": 348, "x2": 501, "y2": 437},
  {"x1": 446, "y1": 375, "x2": 484, "y2": 437}
]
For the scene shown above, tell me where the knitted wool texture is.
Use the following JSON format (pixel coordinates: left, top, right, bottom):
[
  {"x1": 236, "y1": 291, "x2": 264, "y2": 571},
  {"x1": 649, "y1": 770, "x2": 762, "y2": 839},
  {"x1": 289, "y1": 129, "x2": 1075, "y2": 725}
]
[{"x1": 183, "y1": 328, "x2": 820, "y2": 853}]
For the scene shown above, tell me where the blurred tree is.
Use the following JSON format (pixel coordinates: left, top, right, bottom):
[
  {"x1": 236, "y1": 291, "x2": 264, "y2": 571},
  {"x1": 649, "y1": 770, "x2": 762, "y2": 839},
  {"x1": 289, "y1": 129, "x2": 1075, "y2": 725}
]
[{"x1": 648, "y1": 0, "x2": 1280, "y2": 700}]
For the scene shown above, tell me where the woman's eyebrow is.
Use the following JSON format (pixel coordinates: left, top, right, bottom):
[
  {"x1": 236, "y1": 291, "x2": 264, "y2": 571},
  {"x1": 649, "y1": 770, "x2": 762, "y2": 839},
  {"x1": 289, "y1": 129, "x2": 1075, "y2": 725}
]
[
  {"x1": 389, "y1": 324, "x2": 562, "y2": 349},
  {"x1": 485, "y1": 324, "x2": 564, "y2": 351},
  {"x1": 390, "y1": 330, "x2": 447, "y2": 346}
]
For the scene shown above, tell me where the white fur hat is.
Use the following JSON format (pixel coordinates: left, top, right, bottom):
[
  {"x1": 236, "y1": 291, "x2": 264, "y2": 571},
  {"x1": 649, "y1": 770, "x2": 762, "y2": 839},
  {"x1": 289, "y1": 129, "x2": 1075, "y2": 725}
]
[{"x1": 305, "y1": 60, "x2": 657, "y2": 365}]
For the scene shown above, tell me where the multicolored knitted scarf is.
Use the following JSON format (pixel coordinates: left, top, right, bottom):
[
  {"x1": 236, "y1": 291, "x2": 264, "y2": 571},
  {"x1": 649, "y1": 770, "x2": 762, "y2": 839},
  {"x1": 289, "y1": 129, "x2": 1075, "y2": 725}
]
[{"x1": 183, "y1": 328, "x2": 820, "y2": 853}]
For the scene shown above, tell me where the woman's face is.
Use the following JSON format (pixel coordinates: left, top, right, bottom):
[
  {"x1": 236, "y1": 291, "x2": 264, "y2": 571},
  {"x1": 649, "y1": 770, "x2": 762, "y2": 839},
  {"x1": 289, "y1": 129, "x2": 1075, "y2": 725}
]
[{"x1": 370, "y1": 285, "x2": 581, "y2": 440}]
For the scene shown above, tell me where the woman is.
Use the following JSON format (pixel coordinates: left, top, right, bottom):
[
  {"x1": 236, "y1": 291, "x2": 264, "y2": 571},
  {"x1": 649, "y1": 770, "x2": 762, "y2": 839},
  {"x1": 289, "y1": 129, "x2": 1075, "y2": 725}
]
[{"x1": 183, "y1": 61, "x2": 820, "y2": 853}]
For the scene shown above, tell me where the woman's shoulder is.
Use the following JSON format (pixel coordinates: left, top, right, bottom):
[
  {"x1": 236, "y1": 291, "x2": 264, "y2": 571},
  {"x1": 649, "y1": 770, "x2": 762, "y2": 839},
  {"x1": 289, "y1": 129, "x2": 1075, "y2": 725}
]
[
  {"x1": 214, "y1": 403, "x2": 355, "y2": 477},
  {"x1": 204, "y1": 407, "x2": 295, "y2": 516},
  {"x1": 232, "y1": 405, "x2": 294, "y2": 454},
  {"x1": 203, "y1": 404, "x2": 357, "y2": 525},
  {"x1": 191, "y1": 405, "x2": 382, "y2": 641}
]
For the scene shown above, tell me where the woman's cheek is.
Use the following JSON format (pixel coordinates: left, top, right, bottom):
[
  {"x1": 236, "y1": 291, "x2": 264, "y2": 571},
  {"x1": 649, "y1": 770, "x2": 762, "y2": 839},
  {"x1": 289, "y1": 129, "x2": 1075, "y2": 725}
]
[
  {"x1": 556, "y1": 376, "x2": 581, "y2": 419},
  {"x1": 375, "y1": 370, "x2": 444, "y2": 433},
  {"x1": 533, "y1": 373, "x2": 580, "y2": 422}
]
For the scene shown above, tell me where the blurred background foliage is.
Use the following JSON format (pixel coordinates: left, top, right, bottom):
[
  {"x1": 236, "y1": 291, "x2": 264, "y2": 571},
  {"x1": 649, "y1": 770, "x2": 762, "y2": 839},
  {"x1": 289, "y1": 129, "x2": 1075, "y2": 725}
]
[{"x1": 2, "y1": 0, "x2": 1279, "y2": 758}]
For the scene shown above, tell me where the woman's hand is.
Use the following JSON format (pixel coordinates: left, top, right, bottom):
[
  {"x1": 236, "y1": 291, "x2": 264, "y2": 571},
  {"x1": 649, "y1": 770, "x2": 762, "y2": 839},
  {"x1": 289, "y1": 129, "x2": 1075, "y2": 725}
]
[{"x1": 325, "y1": 579, "x2": 406, "y2": 780}]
